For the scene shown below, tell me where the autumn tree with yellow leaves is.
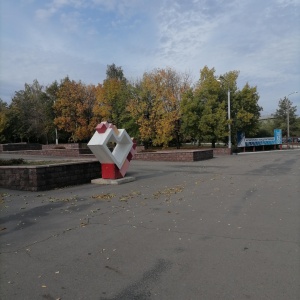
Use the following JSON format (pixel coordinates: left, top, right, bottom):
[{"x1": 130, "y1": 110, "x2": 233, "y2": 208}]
[
  {"x1": 92, "y1": 64, "x2": 135, "y2": 134},
  {"x1": 128, "y1": 68, "x2": 191, "y2": 148},
  {"x1": 0, "y1": 63, "x2": 263, "y2": 147},
  {"x1": 54, "y1": 77, "x2": 96, "y2": 142}
]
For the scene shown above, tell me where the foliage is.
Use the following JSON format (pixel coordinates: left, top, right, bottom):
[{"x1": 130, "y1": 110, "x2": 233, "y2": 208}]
[
  {"x1": 128, "y1": 67, "x2": 191, "y2": 148},
  {"x1": 0, "y1": 64, "x2": 264, "y2": 148},
  {"x1": 181, "y1": 66, "x2": 261, "y2": 147},
  {"x1": 93, "y1": 79, "x2": 129, "y2": 127},
  {"x1": 273, "y1": 97, "x2": 298, "y2": 137},
  {"x1": 106, "y1": 63, "x2": 126, "y2": 81},
  {"x1": 0, "y1": 99, "x2": 9, "y2": 142},
  {"x1": 196, "y1": 66, "x2": 228, "y2": 147},
  {"x1": 180, "y1": 88, "x2": 203, "y2": 144},
  {"x1": 180, "y1": 66, "x2": 227, "y2": 147},
  {"x1": 6, "y1": 80, "x2": 55, "y2": 143},
  {"x1": 54, "y1": 77, "x2": 96, "y2": 142},
  {"x1": 294, "y1": 117, "x2": 300, "y2": 137},
  {"x1": 93, "y1": 64, "x2": 134, "y2": 134},
  {"x1": 257, "y1": 118, "x2": 276, "y2": 137},
  {"x1": 231, "y1": 83, "x2": 262, "y2": 141}
]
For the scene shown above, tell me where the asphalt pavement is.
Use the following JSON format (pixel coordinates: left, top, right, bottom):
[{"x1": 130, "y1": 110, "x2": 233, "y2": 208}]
[{"x1": 0, "y1": 150, "x2": 300, "y2": 300}]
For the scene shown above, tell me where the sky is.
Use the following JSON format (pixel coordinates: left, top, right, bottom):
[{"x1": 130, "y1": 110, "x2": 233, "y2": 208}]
[{"x1": 0, "y1": 0, "x2": 299, "y2": 116}]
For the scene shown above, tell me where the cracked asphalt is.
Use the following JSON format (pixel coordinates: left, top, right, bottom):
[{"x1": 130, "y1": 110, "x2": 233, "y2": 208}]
[{"x1": 0, "y1": 150, "x2": 300, "y2": 300}]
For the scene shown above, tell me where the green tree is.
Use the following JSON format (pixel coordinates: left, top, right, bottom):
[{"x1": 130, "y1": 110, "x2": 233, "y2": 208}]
[
  {"x1": 293, "y1": 117, "x2": 300, "y2": 138},
  {"x1": 231, "y1": 83, "x2": 262, "y2": 142},
  {"x1": 46, "y1": 81, "x2": 61, "y2": 143},
  {"x1": 180, "y1": 88, "x2": 204, "y2": 144},
  {"x1": 273, "y1": 97, "x2": 298, "y2": 138},
  {"x1": 194, "y1": 66, "x2": 228, "y2": 147},
  {"x1": 106, "y1": 63, "x2": 126, "y2": 81},
  {"x1": 217, "y1": 71, "x2": 261, "y2": 146},
  {"x1": 0, "y1": 99, "x2": 9, "y2": 142},
  {"x1": 257, "y1": 117, "x2": 276, "y2": 137},
  {"x1": 8, "y1": 80, "x2": 53, "y2": 143}
]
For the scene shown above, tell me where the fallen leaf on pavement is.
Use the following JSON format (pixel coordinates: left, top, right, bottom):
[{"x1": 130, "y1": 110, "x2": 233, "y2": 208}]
[{"x1": 91, "y1": 193, "x2": 115, "y2": 200}]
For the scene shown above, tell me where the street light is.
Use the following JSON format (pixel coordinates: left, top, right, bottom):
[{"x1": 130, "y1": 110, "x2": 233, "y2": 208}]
[
  {"x1": 55, "y1": 127, "x2": 58, "y2": 145},
  {"x1": 54, "y1": 100, "x2": 59, "y2": 145},
  {"x1": 218, "y1": 76, "x2": 231, "y2": 149},
  {"x1": 286, "y1": 91, "x2": 298, "y2": 144}
]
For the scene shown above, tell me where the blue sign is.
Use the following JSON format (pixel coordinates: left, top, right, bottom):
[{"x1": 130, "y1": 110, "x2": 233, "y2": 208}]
[
  {"x1": 274, "y1": 129, "x2": 282, "y2": 144},
  {"x1": 237, "y1": 129, "x2": 282, "y2": 147}
]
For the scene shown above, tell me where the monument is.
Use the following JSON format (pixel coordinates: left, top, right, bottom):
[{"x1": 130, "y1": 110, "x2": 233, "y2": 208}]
[{"x1": 88, "y1": 121, "x2": 136, "y2": 183}]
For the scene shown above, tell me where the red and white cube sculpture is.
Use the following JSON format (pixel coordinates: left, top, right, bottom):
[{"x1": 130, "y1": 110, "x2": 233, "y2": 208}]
[{"x1": 88, "y1": 121, "x2": 137, "y2": 179}]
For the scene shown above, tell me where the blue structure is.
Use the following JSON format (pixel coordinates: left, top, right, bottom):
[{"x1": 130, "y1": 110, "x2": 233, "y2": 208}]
[{"x1": 237, "y1": 129, "x2": 282, "y2": 148}]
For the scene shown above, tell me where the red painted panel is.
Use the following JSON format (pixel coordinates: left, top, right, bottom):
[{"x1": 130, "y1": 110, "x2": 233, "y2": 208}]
[{"x1": 101, "y1": 163, "x2": 123, "y2": 179}]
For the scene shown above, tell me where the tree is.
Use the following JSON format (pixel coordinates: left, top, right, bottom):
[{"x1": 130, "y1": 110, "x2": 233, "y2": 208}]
[
  {"x1": 45, "y1": 81, "x2": 60, "y2": 143},
  {"x1": 257, "y1": 117, "x2": 276, "y2": 137},
  {"x1": 193, "y1": 66, "x2": 228, "y2": 147},
  {"x1": 180, "y1": 88, "x2": 204, "y2": 144},
  {"x1": 294, "y1": 117, "x2": 300, "y2": 138},
  {"x1": 93, "y1": 64, "x2": 131, "y2": 130},
  {"x1": 0, "y1": 99, "x2": 9, "y2": 142},
  {"x1": 231, "y1": 83, "x2": 262, "y2": 142},
  {"x1": 127, "y1": 78, "x2": 156, "y2": 147},
  {"x1": 128, "y1": 67, "x2": 191, "y2": 148},
  {"x1": 215, "y1": 70, "x2": 262, "y2": 146},
  {"x1": 7, "y1": 80, "x2": 53, "y2": 143},
  {"x1": 181, "y1": 66, "x2": 261, "y2": 148},
  {"x1": 106, "y1": 63, "x2": 126, "y2": 81},
  {"x1": 54, "y1": 77, "x2": 97, "y2": 142},
  {"x1": 273, "y1": 97, "x2": 298, "y2": 137}
]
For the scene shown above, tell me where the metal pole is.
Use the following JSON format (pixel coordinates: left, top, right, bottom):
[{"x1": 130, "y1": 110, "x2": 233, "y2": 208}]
[
  {"x1": 217, "y1": 76, "x2": 231, "y2": 150},
  {"x1": 55, "y1": 127, "x2": 58, "y2": 145},
  {"x1": 54, "y1": 99, "x2": 58, "y2": 145},
  {"x1": 287, "y1": 101, "x2": 289, "y2": 142},
  {"x1": 228, "y1": 87, "x2": 231, "y2": 149}
]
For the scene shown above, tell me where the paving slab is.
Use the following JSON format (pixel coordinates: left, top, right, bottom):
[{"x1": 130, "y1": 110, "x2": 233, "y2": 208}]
[
  {"x1": 0, "y1": 150, "x2": 299, "y2": 300},
  {"x1": 91, "y1": 177, "x2": 136, "y2": 185}
]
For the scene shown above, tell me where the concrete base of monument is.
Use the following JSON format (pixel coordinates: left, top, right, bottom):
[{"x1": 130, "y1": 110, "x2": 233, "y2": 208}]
[{"x1": 91, "y1": 176, "x2": 136, "y2": 185}]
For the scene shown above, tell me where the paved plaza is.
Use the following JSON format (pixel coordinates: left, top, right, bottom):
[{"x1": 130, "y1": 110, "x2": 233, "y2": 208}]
[{"x1": 0, "y1": 150, "x2": 299, "y2": 299}]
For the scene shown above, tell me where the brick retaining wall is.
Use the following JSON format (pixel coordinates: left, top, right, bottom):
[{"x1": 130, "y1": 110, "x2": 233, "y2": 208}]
[
  {"x1": 1, "y1": 143, "x2": 42, "y2": 151},
  {"x1": 134, "y1": 149, "x2": 213, "y2": 161},
  {"x1": 0, "y1": 143, "x2": 92, "y2": 155},
  {"x1": 0, "y1": 148, "x2": 223, "y2": 160},
  {"x1": 0, "y1": 161, "x2": 101, "y2": 191},
  {"x1": 42, "y1": 143, "x2": 90, "y2": 150},
  {"x1": 211, "y1": 148, "x2": 232, "y2": 155},
  {"x1": 0, "y1": 149, "x2": 93, "y2": 157},
  {"x1": 1, "y1": 143, "x2": 230, "y2": 158}
]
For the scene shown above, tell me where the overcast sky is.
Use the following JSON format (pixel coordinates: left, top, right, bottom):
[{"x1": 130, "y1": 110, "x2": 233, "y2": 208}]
[{"x1": 0, "y1": 0, "x2": 299, "y2": 115}]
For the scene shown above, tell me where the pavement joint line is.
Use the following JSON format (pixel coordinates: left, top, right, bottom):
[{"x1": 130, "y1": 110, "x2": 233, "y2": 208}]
[{"x1": 238, "y1": 148, "x2": 300, "y2": 155}]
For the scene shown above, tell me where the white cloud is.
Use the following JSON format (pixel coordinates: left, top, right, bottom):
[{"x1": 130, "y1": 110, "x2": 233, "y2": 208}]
[
  {"x1": 60, "y1": 11, "x2": 81, "y2": 32},
  {"x1": 1, "y1": 0, "x2": 299, "y2": 114}
]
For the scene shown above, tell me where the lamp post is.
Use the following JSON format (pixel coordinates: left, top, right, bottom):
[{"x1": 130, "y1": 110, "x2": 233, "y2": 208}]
[
  {"x1": 218, "y1": 76, "x2": 231, "y2": 149},
  {"x1": 286, "y1": 91, "x2": 298, "y2": 145},
  {"x1": 55, "y1": 127, "x2": 58, "y2": 145},
  {"x1": 54, "y1": 99, "x2": 58, "y2": 145}
]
